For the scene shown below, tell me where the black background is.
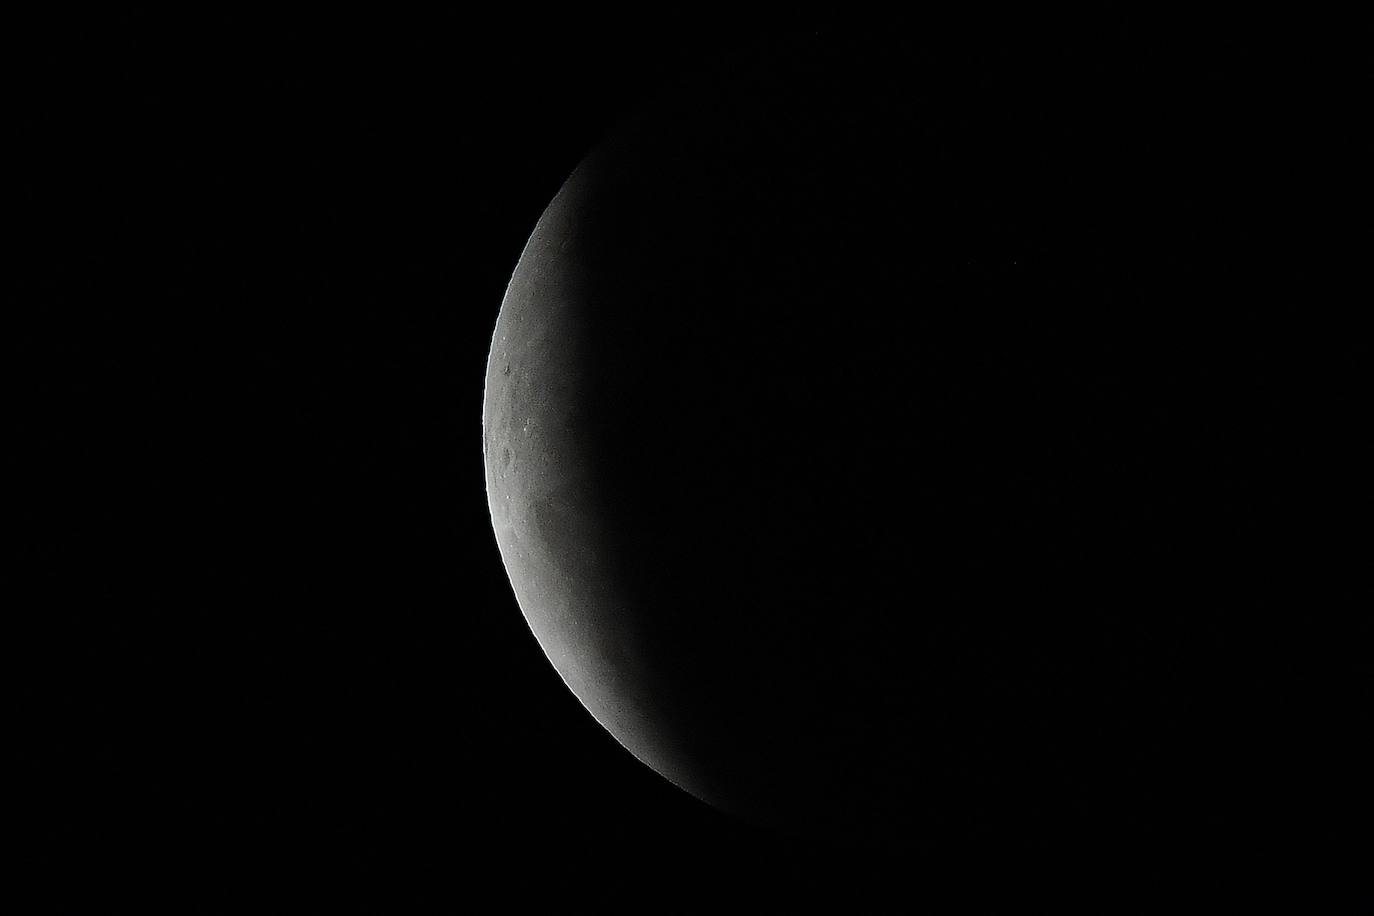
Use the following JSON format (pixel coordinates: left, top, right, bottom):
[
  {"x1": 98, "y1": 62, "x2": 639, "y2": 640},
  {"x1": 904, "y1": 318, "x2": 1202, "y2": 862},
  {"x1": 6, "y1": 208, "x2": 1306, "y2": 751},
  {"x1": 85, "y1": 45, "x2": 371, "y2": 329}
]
[
  {"x1": 20, "y1": 14, "x2": 1371, "y2": 912},
  {"x1": 21, "y1": 13, "x2": 830, "y2": 912}
]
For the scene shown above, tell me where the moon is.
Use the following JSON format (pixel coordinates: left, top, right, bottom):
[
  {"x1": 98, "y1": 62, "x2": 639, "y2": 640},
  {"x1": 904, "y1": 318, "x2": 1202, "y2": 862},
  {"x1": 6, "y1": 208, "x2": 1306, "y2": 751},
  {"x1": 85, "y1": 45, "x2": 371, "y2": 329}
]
[
  {"x1": 482, "y1": 36, "x2": 1292, "y2": 852},
  {"x1": 481, "y1": 159, "x2": 709, "y2": 801}
]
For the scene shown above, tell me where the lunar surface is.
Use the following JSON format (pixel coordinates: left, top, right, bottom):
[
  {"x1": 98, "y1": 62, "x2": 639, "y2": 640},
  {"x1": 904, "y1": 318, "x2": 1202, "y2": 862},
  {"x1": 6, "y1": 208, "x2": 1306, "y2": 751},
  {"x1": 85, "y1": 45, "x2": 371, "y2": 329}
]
[
  {"x1": 482, "y1": 161, "x2": 707, "y2": 800},
  {"x1": 482, "y1": 36, "x2": 1307, "y2": 855}
]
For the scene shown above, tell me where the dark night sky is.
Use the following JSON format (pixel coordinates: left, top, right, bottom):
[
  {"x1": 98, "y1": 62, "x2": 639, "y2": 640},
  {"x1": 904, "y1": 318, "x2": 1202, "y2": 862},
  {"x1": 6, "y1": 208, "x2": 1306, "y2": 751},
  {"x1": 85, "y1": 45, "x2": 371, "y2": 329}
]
[
  {"x1": 19, "y1": 13, "x2": 1371, "y2": 912},
  {"x1": 21, "y1": 14, "x2": 843, "y2": 912}
]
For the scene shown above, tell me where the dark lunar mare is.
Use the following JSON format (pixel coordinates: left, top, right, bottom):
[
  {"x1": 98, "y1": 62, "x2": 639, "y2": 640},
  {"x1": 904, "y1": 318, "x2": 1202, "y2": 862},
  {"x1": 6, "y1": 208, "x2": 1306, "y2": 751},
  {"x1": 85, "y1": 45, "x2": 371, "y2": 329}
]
[{"x1": 486, "y1": 35, "x2": 1357, "y2": 866}]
